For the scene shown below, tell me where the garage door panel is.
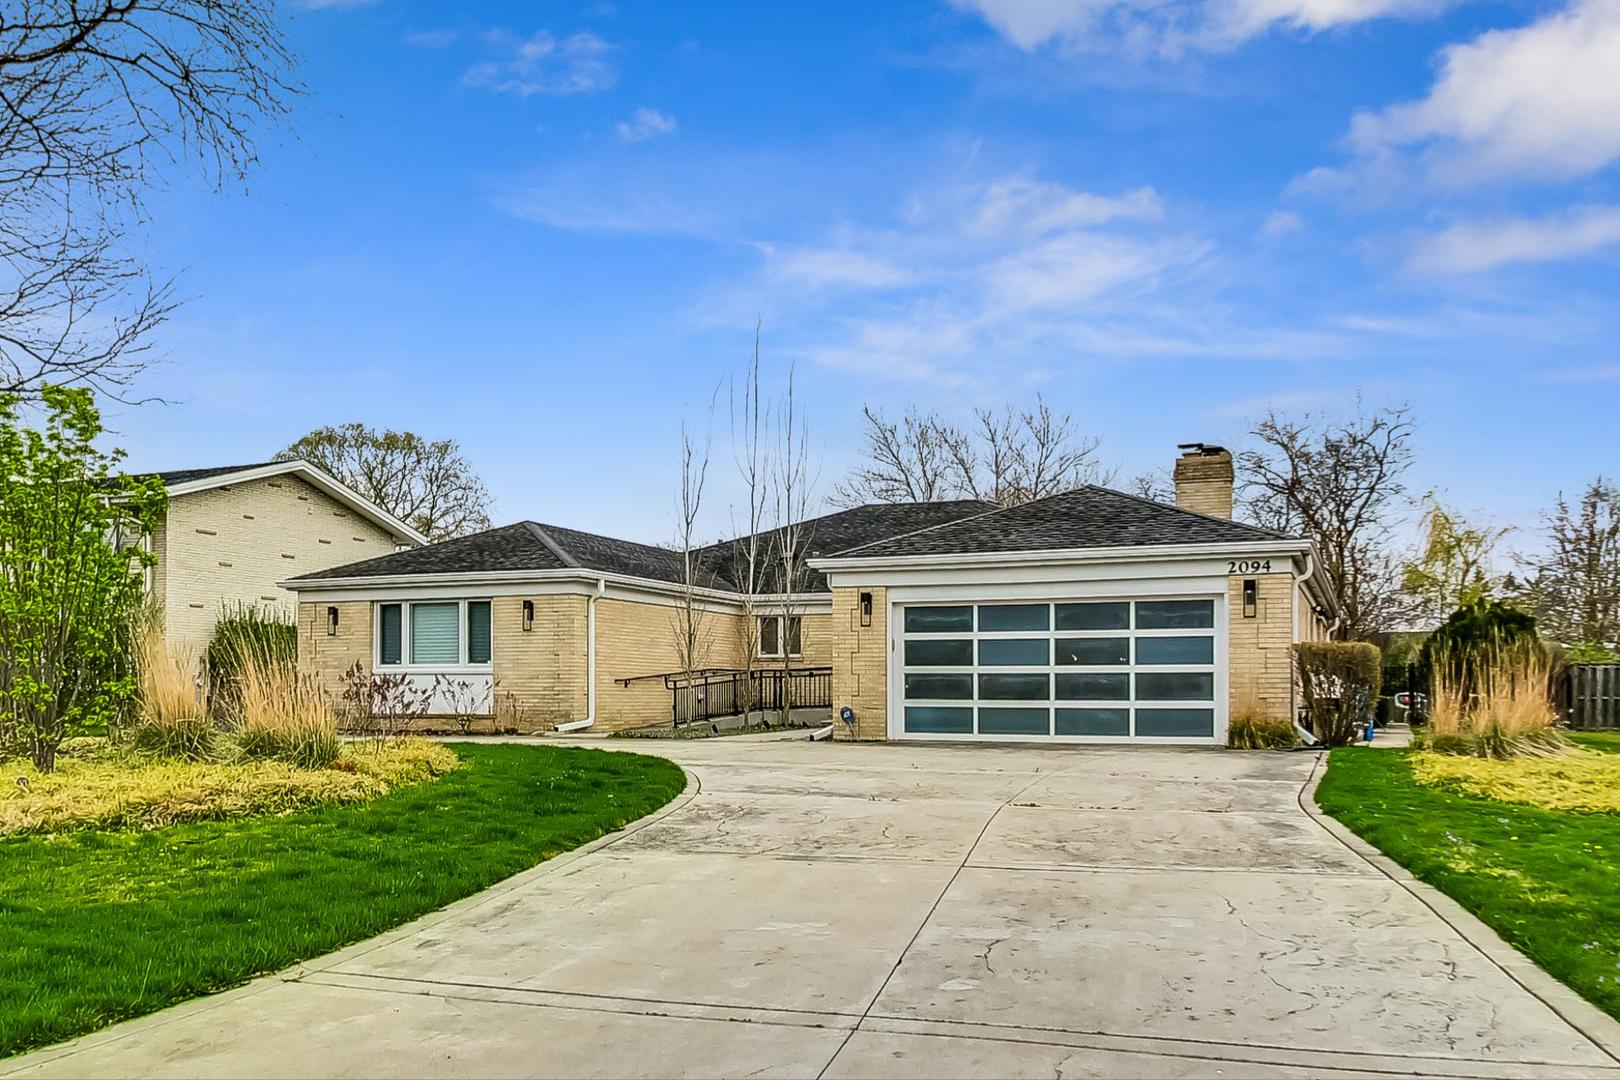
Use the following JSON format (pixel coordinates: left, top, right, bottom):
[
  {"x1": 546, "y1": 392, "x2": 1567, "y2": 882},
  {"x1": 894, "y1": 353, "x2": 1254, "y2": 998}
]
[{"x1": 897, "y1": 598, "x2": 1222, "y2": 743}]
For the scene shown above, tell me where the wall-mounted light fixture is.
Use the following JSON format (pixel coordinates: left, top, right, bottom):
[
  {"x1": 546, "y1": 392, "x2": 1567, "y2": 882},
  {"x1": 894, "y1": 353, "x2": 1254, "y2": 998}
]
[
  {"x1": 522, "y1": 599, "x2": 534, "y2": 631},
  {"x1": 326, "y1": 606, "x2": 339, "y2": 636},
  {"x1": 1242, "y1": 579, "x2": 1257, "y2": 619},
  {"x1": 859, "y1": 591, "x2": 873, "y2": 627}
]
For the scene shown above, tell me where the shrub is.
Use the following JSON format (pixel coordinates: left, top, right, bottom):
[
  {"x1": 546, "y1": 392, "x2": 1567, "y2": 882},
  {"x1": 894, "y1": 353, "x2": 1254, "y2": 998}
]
[
  {"x1": 1420, "y1": 597, "x2": 1539, "y2": 698},
  {"x1": 206, "y1": 603, "x2": 297, "y2": 722},
  {"x1": 1295, "y1": 641, "x2": 1382, "y2": 746},
  {"x1": 1, "y1": 739, "x2": 460, "y2": 836},
  {"x1": 126, "y1": 716, "x2": 216, "y2": 761},
  {"x1": 1228, "y1": 714, "x2": 1298, "y2": 750},
  {"x1": 1415, "y1": 639, "x2": 1562, "y2": 758},
  {"x1": 232, "y1": 651, "x2": 340, "y2": 769}
]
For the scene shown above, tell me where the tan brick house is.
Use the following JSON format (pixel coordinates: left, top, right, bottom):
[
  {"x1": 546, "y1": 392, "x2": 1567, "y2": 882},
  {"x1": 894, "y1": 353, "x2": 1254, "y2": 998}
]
[
  {"x1": 281, "y1": 445, "x2": 1335, "y2": 743},
  {"x1": 139, "y1": 461, "x2": 426, "y2": 651}
]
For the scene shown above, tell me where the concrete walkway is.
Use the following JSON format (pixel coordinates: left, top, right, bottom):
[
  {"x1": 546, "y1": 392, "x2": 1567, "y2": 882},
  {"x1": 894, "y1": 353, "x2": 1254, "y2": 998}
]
[{"x1": 10, "y1": 740, "x2": 1620, "y2": 1079}]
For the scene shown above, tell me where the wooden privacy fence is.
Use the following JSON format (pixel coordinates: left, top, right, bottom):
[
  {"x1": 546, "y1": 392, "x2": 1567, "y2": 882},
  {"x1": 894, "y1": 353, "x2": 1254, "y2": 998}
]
[{"x1": 1563, "y1": 664, "x2": 1620, "y2": 730}]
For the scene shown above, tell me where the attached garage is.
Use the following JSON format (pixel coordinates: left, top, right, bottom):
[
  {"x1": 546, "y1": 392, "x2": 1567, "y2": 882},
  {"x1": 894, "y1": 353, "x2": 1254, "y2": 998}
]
[
  {"x1": 812, "y1": 447, "x2": 1339, "y2": 746},
  {"x1": 894, "y1": 597, "x2": 1223, "y2": 744}
]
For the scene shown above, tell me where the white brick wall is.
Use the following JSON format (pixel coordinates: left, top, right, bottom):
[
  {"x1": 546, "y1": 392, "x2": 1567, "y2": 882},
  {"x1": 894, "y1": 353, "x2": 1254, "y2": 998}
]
[{"x1": 161, "y1": 474, "x2": 403, "y2": 651}]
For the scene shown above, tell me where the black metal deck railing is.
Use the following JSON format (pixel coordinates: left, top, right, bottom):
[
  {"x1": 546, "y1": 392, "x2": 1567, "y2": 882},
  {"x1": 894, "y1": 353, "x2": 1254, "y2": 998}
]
[{"x1": 619, "y1": 666, "x2": 833, "y2": 726}]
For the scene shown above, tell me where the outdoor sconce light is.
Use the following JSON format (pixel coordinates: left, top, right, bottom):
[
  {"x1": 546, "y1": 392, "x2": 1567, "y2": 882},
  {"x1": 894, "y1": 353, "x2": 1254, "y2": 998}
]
[
  {"x1": 1242, "y1": 579, "x2": 1257, "y2": 619},
  {"x1": 326, "y1": 606, "x2": 339, "y2": 636},
  {"x1": 859, "y1": 591, "x2": 873, "y2": 627},
  {"x1": 522, "y1": 599, "x2": 534, "y2": 631}
]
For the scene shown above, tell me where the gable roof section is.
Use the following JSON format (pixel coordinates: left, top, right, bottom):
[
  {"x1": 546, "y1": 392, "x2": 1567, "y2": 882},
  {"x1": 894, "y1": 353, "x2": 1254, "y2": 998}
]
[
  {"x1": 135, "y1": 460, "x2": 429, "y2": 546},
  {"x1": 288, "y1": 500, "x2": 995, "y2": 591},
  {"x1": 823, "y1": 486, "x2": 1293, "y2": 561},
  {"x1": 700, "y1": 500, "x2": 995, "y2": 593}
]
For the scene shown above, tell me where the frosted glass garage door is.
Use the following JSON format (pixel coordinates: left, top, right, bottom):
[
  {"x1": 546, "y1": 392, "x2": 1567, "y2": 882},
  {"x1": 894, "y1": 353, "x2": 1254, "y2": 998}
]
[{"x1": 899, "y1": 599, "x2": 1218, "y2": 740}]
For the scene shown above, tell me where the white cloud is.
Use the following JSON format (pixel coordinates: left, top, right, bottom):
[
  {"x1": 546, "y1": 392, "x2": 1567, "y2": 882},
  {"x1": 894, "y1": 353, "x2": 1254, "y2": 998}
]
[
  {"x1": 1260, "y1": 209, "x2": 1304, "y2": 240},
  {"x1": 948, "y1": 0, "x2": 1442, "y2": 53},
  {"x1": 763, "y1": 245, "x2": 916, "y2": 290},
  {"x1": 1347, "y1": 0, "x2": 1620, "y2": 185},
  {"x1": 969, "y1": 177, "x2": 1162, "y2": 237},
  {"x1": 463, "y1": 30, "x2": 615, "y2": 97},
  {"x1": 1409, "y1": 206, "x2": 1620, "y2": 274},
  {"x1": 615, "y1": 107, "x2": 678, "y2": 143}
]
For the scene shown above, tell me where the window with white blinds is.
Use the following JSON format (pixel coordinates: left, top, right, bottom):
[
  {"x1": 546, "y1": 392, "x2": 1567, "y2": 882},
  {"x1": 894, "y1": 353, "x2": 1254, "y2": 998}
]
[{"x1": 377, "y1": 599, "x2": 493, "y2": 668}]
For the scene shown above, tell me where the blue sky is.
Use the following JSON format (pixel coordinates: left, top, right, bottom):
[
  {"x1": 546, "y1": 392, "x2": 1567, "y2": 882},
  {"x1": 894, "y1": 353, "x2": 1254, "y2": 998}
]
[{"x1": 115, "y1": 0, "x2": 1619, "y2": 548}]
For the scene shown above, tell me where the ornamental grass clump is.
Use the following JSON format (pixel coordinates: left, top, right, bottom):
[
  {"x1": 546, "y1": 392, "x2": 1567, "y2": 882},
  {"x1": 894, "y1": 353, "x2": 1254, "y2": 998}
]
[
  {"x1": 1416, "y1": 640, "x2": 1563, "y2": 759},
  {"x1": 127, "y1": 607, "x2": 214, "y2": 761},
  {"x1": 1228, "y1": 713, "x2": 1299, "y2": 750},
  {"x1": 232, "y1": 651, "x2": 341, "y2": 770}
]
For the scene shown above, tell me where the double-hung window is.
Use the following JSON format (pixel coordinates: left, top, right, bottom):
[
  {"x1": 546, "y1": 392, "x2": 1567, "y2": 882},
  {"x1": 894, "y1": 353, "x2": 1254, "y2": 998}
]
[
  {"x1": 376, "y1": 599, "x2": 492, "y2": 668},
  {"x1": 758, "y1": 614, "x2": 802, "y2": 659}
]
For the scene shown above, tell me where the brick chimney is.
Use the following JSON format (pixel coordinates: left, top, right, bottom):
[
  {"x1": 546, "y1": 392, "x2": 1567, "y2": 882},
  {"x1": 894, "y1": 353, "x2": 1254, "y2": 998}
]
[{"x1": 1173, "y1": 443, "x2": 1234, "y2": 520}]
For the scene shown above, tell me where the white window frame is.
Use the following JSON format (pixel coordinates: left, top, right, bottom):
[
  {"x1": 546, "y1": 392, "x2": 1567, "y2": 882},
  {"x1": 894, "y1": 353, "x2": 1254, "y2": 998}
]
[
  {"x1": 757, "y1": 614, "x2": 803, "y2": 660},
  {"x1": 374, "y1": 598, "x2": 494, "y2": 672},
  {"x1": 890, "y1": 593, "x2": 1225, "y2": 745}
]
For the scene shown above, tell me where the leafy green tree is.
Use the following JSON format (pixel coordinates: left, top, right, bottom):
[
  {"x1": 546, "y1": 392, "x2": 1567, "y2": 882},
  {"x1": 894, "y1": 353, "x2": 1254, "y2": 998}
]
[
  {"x1": 0, "y1": 387, "x2": 165, "y2": 771},
  {"x1": 1419, "y1": 596, "x2": 1540, "y2": 700},
  {"x1": 277, "y1": 424, "x2": 491, "y2": 542},
  {"x1": 1400, "y1": 496, "x2": 1510, "y2": 627}
]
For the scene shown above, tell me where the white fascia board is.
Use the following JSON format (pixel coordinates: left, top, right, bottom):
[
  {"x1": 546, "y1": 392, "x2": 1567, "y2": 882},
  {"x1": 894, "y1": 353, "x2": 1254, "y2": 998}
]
[
  {"x1": 163, "y1": 460, "x2": 429, "y2": 546},
  {"x1": 279, "y1": 567, "x2": 750, "y2": 611},
  {"x1": 810, "y1": 539, "x2": 1311, "y2": 578}
]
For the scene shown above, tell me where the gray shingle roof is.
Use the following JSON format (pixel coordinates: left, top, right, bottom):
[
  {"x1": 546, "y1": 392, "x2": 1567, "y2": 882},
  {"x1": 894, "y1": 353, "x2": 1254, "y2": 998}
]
[
  {"x1": 825, "y1": 487, "x2": 1293, "y2": 559},
  {"x1": 134, "y1": 462, "x2": 285, "y2": 487},
  {"x1": 289, "y1": 501, "x2": 995, "y2": 590}
]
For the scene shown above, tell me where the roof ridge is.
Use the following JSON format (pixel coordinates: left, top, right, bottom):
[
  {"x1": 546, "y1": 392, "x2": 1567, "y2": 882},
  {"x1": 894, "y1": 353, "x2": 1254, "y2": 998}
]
[
  {"x1": 522, "y1": 522, "x2": 581, "y2": 568},
  {"x1": 1085, "y1": 483, "x2": 1292, "y2": 540},
  {"x1": 829, "y1": 499, "x2": 1013, "y2": 558}
]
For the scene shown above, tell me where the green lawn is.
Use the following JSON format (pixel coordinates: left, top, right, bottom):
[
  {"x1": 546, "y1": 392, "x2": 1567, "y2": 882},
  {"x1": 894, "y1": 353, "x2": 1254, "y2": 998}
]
[
  {"x1": 0, "y1": 743, "x2": 685, "y2": 1058},
  {"x1": 1317, "y1": 746, "x2": 1620, "y2": 1019},
  {"x1": 1573, "y1": 731, "x2": 1620, "y2": 754}
]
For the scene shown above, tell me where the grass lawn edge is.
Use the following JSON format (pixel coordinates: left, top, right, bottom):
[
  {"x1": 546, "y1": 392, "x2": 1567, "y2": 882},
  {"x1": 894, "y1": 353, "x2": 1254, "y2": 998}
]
[
  {"x1": 1299, "y1": 750, "x2": 1620, "y2": 1061},
  {"x1": 3, "y1": 744, "x2": 697, "y2": 1066}
]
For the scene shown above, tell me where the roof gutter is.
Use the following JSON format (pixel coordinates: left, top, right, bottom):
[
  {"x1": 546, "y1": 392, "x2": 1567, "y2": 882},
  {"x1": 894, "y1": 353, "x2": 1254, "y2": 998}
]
[
  {"x1": 808, "y1": 538, "x2": 1312, "y2": 574},
  {"x1": 276, "y1": 567, "x2": 749, "y2": 606}
]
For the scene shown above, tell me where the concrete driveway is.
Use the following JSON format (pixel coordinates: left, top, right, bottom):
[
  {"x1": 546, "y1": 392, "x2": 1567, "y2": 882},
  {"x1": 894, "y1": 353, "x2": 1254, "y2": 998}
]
[{"x1": 10, "y1": 739, "x2": 1620, "y2": 1079}]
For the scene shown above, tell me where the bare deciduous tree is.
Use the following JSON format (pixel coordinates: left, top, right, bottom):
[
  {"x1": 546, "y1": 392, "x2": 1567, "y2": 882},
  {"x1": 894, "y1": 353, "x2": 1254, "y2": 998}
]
[
  {"x1": 669, "y1": 404, "x2": 716, "y2": 685},
  {"x1": 728, "y1": 324, "x2": 772, "y2": 698},
  {"x1": 0, "y1": 0, "x2": 298, "y2": 397},
  {"x1": 771, "y1": 362, "x2": 817, "y2": 715},
  {"x1": 278, "y1": 424, "x2": 492, "y2": 542},
  {"x1": 1517, "y1": 477, "x2": 1620, "y2": 649},
  {"x1": 837, "y1": 394, "x2": 1107, "y2": 508},
  {"x1": 1238, "y1": 401, "x2": 1415, "y2": 640}
]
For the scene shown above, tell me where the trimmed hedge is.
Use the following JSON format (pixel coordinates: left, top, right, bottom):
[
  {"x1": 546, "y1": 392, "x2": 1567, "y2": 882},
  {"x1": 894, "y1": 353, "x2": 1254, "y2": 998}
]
[{"x1": 1295, "y1": 641, "x2": 1382, "y2": 746}]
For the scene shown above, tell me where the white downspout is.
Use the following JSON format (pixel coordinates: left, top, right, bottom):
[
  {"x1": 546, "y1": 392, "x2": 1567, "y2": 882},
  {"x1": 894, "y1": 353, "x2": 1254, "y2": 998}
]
[{"x1": 555, "y1": 578, "x2": 605, "y2": 734}]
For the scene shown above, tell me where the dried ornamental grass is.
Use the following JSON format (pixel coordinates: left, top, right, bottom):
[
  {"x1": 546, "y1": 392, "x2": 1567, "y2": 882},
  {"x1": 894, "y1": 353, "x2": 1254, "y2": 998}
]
[
  {"x1": 0, "y1": 739, "x2": 459, "y2": 836},
  {"x1": 1417, "y1": 641, "x2": 1564, "y2": 758},
  {"x1": 1411, "y1": 750, "x2": 1620, "y2": 814},
  {"x1": 233, "y1": 652, "x2": 341, "y2": 769}
]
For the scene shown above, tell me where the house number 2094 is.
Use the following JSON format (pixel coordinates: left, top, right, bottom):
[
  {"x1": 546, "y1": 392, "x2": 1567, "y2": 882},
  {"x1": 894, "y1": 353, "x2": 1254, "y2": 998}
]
[{"x1": 1228, "y1": 559, "x2": 1272, "y2": 574}]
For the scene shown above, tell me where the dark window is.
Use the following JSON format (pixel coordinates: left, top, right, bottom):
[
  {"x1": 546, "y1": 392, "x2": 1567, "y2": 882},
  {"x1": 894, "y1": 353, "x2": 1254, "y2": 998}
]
[
  {"x1": 977, "y1": 604, "x2": 1049, "y2": 632},
  {"x1": 905, "y1": 606, "x2": 973, "y2": 632},
  {"x1": 905, "y1": 706, "x2": 973, "y2": 734},
  {"x1": 379, "y1": 604, "x2": 402, "y2": 665},
  {"x1": 1055, "y1": 602, "x2": 1129, "y2": 630},
  {"x1": 1054, "y1": 672, "x2": 1129, "y2": 700},
  {"x1": 978, "y1": 707, "x2": 1050, "y2": 735},
  {"x1": 786, "y1": 615, "x2": 803, "y2": 656},
  {"x1": 979, "y1": 673, "x2": 1049, "y2": 700},
  {"x1": 978, "y1": 639, "x2": 1049, "y2": 666},
  {"x1": 1136, "y1": 599, "x2": 1214, "y2": 630},
  {"x1": 905, "y1": 673, "x2": 974, "y2": 700},
  {"x1": 466, "y1": 601, "x2": 492, "y2": 664},
  {"x1": 1135, "y1": 708, "x2": 1215, "y2": 737},
  {"x1": 905, "y1": 639, "x2": 973, "y2": 666},
  {"x1": 1135, "y1": 636, "x2": 1214, "y2": 665},
  {"x1": 1056, "y1": 708, "x2": 1130, "y2": 736},
  {"x1": 1136, "y1": 673, "x2": 1215, "y2": 701},
  {"x1": 1056, "y1": 637, "x2": 1129, "y2": 666}
]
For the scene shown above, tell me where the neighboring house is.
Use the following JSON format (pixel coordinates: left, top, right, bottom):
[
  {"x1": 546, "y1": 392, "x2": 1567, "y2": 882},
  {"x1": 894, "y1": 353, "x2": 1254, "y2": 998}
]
[
  {"x1": 137, "y1": 461, "x2": 427, "y2": 652},
  {"x1": 281, "y1": 444, "x2": 1335, "y2": 745}
]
